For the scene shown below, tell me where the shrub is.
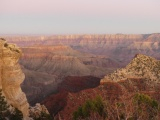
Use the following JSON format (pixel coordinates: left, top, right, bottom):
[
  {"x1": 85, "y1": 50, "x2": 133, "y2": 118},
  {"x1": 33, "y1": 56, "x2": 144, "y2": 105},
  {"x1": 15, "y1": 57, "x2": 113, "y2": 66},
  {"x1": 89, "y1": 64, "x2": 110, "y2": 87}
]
[{"x1": 72, "y1": 96, "x2": 105, "y2": 120}]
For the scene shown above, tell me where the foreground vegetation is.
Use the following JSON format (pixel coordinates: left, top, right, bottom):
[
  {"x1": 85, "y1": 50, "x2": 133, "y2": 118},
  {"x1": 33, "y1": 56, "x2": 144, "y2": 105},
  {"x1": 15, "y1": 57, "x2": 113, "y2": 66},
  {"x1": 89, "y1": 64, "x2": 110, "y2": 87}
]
[
  {"x1": 73, "y1": 93, "x2": 160, "y2": 120},
  {"x1": 0, "y1": 89, "x2": 23, "y2": 120},
  {"x1": 0, "y1": 89, "x2": 52, "y2": 120}
]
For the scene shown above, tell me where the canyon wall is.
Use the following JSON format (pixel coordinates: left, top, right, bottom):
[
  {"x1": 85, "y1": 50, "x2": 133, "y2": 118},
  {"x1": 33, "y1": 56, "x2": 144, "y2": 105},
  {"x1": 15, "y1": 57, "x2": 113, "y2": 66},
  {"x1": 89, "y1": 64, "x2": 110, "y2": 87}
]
[
  {"x1": 20, "y1": 45, "x2": 118, "y2": 104},
  {"x1": 2, "y1": 33, "x2": 160, "y2": 105},
  {"x1": 3, "y1": 33, "x2": 160, "y2": 65},
  {"x1": 0, "y1": 38, "x2": 29, "y2": 118}
]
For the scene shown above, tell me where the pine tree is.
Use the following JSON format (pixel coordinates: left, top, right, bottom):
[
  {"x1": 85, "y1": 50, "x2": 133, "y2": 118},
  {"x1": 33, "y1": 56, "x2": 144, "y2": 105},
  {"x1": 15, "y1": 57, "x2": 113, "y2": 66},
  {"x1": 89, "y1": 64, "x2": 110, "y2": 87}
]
[
  {"x1": 72, "y1": 96, "x2": 105, "y2": 120},
  {"x1": 0, "y1": 89, "x2": 9, "y2": 120},
  {"x1": 32, "y1": 111, "x2": 52, "y2": 120},
  {"x1": 10, "y1": 108, "x2": 23, "y2": 120}
]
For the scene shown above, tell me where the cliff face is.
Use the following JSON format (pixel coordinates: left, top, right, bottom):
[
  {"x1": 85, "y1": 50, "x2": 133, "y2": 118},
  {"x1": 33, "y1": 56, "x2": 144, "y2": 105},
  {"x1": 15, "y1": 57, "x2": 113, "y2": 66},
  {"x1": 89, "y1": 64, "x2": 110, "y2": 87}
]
[
  {"x1": 0, "y1": 38, "x2": 29, "y2": 118},
  {"x1": 4, "y1": 33, "x2": 160, "y2": 65},
  {"x1": 5, "y1": 34, "x2": 145, "y2": 47},
  {"x1": 20, "y1": 45, "x2": 118, "y2": 79}
]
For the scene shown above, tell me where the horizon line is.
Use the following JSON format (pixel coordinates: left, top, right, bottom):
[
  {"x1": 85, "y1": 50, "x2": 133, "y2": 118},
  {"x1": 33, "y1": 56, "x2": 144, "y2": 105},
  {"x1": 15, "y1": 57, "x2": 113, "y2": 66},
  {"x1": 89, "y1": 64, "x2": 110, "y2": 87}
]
[{"x1": 0, "y1": 33, "x2": 160, "y2": 36}]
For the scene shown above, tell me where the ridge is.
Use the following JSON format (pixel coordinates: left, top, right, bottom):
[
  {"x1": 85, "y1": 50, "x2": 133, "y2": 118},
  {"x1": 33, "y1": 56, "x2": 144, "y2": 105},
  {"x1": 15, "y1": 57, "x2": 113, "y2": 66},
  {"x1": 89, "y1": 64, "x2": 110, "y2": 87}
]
[{"x1": 101, "y1": 54, "x2": 160, "y2": 83}]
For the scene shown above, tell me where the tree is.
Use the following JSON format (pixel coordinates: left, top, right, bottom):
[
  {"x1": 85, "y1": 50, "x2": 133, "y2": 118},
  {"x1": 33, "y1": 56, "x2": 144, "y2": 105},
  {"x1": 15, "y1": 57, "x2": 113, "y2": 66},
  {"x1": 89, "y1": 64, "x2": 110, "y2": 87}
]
[
  {"x1": 133, "y1": 93, "x2": 159, "y2": 119},
  {"x1": 72, "y1": 96, "x2": 106, "y2": 120},
  {"x1": 0, "y1": 89, "x2": 9, "y2": 120},
  {"x1": 73, "y1": 92, "x2": 160, "y2": 120},
  {"x1": 0, "y1": 89, "x2": 24, "y2": 120},
  {"x1": 31, "y1": 111, "x2": 52, "y2": 120},
  {"x1": 9, "y1": 108, "x2": 23, "y2": 120},
  {"x1": 104, "y1": 92, "x2": 160, "y2": 120}
]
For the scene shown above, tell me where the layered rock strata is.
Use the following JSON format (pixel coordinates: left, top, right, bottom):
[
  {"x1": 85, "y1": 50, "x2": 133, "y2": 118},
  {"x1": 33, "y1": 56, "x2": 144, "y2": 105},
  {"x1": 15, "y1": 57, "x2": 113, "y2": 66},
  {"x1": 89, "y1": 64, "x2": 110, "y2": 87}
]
[
  {"x1": 4, "y1": 33, "x2": 160, "y2": 66},
  {"x1": 0, "y1": 38, "x2": 29, "y2": 118}
]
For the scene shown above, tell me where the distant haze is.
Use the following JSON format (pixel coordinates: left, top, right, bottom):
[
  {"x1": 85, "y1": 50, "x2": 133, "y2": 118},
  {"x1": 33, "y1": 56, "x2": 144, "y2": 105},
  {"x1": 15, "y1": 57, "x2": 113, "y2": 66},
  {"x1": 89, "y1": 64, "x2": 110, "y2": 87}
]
[{"x1": 0, "y1": 0, "x2": 160, "y2": 34}]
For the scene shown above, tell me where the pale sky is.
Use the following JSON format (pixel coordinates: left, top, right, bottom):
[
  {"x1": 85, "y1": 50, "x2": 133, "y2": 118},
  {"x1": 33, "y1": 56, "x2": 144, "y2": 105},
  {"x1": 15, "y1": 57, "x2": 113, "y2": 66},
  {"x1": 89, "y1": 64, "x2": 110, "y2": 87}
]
[{"x1": 0, "y1": 0, "x2": 160, "y2": 34}]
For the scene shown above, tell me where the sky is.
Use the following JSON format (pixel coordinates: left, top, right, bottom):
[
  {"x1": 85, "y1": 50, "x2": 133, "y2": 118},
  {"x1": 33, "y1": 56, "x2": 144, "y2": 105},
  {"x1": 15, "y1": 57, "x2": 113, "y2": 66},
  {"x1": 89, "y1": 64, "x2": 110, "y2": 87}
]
[{"x1": 0, "y1": 0, "x2": 160, "y2": 35}]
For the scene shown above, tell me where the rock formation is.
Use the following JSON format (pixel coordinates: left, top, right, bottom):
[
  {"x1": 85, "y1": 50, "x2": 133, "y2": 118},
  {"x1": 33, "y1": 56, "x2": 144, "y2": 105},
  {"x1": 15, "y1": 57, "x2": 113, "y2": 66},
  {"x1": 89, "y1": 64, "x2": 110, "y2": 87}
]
[
  {"x1": 1, "y1": 34, "x2": 160, "y2": 118},
  {"x1": 0, "y1": 38, "x2": 51, "y2": 119},
  {"x1": 0, "y1": 38, "x2": 29, "y2": 118},
  {"x1": 101, "y1": 54, "x2": 160, "y2": 84},
  {"x1": 20, "y1": 45, "x2": 118, "y2": 77},
  {"x1": 49, "y1": 54, "x2": 160, "y2": 119},
  {"x1": 29, "y1": 103, "x2": 50, "y2": 119},
  {"x1": 3, "y1": 33, "x2": 160, "y2": 66}
]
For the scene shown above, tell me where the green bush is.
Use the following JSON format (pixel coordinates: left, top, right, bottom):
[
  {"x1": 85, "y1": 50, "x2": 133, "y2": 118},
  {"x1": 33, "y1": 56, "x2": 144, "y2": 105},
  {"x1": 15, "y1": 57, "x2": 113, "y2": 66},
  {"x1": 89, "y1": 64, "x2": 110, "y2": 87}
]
[
  {"x1": 0, "y1": 89, "x2": 9, "y2": 120},
  {"x1": 10, "y1": 108, "x2": 23, "y2": 120},
  {"x1": 0, "y1": 89, "x2": 24, "y2": 120},
  {"x1": 133, "y1": 93, "x2": 159, "y2": 119},
  {"x1": 32, "y1": 111, "x2": 52, "y2": 120},
  {"x1": 72, "y1": 96, "x2": 105, "y2": 120}
]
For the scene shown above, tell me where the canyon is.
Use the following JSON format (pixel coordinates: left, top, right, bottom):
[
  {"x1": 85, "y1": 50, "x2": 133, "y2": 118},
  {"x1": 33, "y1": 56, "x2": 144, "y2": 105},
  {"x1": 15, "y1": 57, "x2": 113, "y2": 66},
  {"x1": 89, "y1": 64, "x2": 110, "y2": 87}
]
[
  {"x1": 0, "y1": 33, "x2": 160, "y2": 119},
  {"x1": 4, "y1": 33, "x2": 160, "y2": 65},
  {"x1": 20, "y1": 45, "x2": 118, "y2": 104},
  {"x1": 42, "y1": 54, "x2": 160, "y2": 119}
]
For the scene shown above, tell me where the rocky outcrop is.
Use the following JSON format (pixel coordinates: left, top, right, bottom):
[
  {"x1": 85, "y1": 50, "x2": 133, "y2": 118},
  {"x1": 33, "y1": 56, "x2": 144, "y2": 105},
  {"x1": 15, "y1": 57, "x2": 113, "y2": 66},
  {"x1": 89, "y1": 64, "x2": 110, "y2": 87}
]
[
  {"x1": 29, "y1": 103, "x2": 50, "y2": 119},
  {"x1": 101, "y1": 54, "x2": 160, "y2": 84},
  {"x1": 0, "y1": 38, "x2": 29, "y2": 118},
  {"x1": 0, "y1": 38, "x2": 50, "y2": 119}
]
